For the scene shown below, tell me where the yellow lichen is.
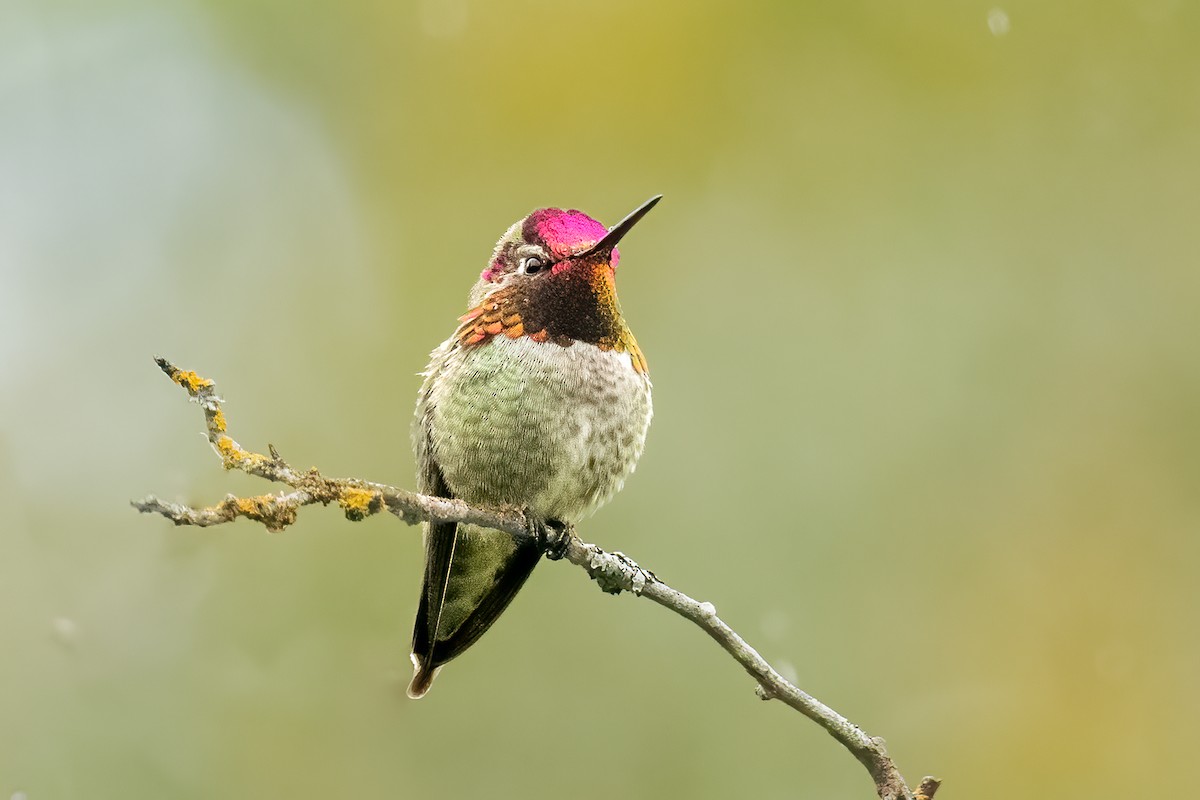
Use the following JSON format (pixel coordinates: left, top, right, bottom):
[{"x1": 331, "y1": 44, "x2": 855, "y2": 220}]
[
  {"x1": 339, "y1": 487, "x2": 379, "y2": 521},
  {"x1": 171, "y1": 369, "x2": 214, "y2": 394},
  {"x1": 214, "y1": 435, "x2": 268, "y2": 470},
  {"x1": 227, "y1": 494, "x2": 296, "y2": 531},
  {"x1": 210, "y1": 408, "x2": 228, "y2": 433},
  {"x1": 215, "y1": 435, "x2": 241, "y2": 462},
  {"x1": 235, "y1": 496, "x2": 269, "y2": 518}
]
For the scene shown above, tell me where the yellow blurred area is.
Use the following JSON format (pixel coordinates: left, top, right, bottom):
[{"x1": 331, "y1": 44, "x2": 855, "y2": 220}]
[{"x1": 1, "y1": 0, "x2": 1196, "y2": 797}]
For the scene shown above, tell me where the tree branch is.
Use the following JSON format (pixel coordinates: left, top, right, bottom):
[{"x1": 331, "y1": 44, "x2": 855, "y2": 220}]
[{"x1": 133, "y1": 357, "x2": 938, "y2": 800}]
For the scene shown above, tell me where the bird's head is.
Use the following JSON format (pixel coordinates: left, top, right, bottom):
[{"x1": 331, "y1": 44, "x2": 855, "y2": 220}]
[{"x1": 468, "y1": 196, "x2": 661, "y2": 306}]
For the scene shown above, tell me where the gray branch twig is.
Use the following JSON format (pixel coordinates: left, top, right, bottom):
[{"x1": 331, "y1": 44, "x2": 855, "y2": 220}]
[{"x1": 133, "y1": 357, "x2": 939, "y2": 800}]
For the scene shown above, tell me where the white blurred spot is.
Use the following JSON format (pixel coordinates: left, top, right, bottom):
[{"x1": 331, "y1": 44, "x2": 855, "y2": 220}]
[
  {"x1": 12, "y1": 792, "x2": 29, "y2": 800},
  {"x1": 987, "y1": 8, "x2": 1011, "y2": 37},
  {"x1": 775, "y1": 660, "x2": 798, "y2": 686},
  {"x1": 761, "y1": 609, "x2": 790, "y2": 642},
  {"x1": 698, "y1": 601, "x2": 716, "y2": 617},
  {"x1": 420, "y1": 0, "x2": 468, "y2": 39},
  {"x1": 51, "y1": 616, "x2": 78, "y2": 644}
]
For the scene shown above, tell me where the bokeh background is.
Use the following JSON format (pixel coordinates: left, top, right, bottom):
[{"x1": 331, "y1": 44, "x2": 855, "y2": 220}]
[{"x1": 2, "y1": 0, "x2": 1197, "y2": 797}]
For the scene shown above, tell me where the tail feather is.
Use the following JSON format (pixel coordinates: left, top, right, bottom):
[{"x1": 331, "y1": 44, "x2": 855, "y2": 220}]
[
  {"x1": 409, "y1": 519, "x2": 457, "y2": 697},
  {"x1": 406, "y1": 653, "x2": 441, "y2": 699},
  {"x1": 408, "y1": 521, "x2": 541, "y2": 698}
]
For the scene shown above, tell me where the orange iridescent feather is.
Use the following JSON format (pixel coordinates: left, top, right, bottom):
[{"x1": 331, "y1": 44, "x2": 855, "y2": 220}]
[{"x1": 455, "y1": 288, "x2": 648, "y2": 375}]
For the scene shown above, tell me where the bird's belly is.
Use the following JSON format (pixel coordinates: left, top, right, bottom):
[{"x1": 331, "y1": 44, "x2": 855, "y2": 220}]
[{"x1": 427, "y1": 336, "x2": 652, "y2": 522}]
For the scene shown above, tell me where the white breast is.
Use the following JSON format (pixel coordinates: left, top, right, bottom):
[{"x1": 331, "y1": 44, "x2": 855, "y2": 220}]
[{"x1": 422, "y1": 335, "x2": 653, "y2": 523}]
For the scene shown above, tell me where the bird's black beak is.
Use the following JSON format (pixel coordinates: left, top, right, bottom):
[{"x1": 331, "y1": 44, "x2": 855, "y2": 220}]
[{"x1": 581, "y1": 194, "x2": 663, "y2": 258}]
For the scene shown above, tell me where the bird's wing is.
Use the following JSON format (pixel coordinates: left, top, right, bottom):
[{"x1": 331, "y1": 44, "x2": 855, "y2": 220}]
[{"x1": 407, "y1": 340, "x2": 540, "y2": 699}]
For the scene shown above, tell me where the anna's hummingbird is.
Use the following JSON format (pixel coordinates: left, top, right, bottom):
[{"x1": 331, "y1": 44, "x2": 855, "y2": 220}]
[{"x1": 407, "y1": 196, "x2": 660, "y2": 698}]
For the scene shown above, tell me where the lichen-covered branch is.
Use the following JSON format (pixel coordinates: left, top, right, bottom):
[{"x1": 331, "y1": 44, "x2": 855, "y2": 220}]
[{"x1": 134, "y1": 357, "x2": 938, "y2": 800}]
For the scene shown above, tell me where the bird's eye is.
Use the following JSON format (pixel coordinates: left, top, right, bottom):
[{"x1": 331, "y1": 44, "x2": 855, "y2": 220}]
[{"x1": 520, "y1": 256, "x2": 546, "y2": 275}]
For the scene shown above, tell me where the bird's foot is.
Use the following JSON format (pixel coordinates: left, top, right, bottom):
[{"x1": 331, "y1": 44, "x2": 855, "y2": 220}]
[
  {"x1": 525, "y1": 510, "x2": 572, "y2": 560},
  {"x1": 542, "y1": 519, "x2": 573, "y2": 560}
]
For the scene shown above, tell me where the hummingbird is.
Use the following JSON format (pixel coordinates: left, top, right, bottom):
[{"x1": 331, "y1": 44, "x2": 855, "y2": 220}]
[{"x1": 407, "y1": 195, "x2": 660, "y2": 698}]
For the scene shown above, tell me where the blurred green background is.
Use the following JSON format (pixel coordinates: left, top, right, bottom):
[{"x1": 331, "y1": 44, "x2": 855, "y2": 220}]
[{"x1": 2, "y1": 0, "x2": 1197, "y2": 797}]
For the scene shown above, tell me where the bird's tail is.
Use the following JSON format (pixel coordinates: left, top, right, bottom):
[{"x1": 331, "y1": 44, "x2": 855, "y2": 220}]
[
  {"x1": 408, "y1": 520, "x2": 541, "y2": 698},
  {"x1": 406, "y1": 654, "x2": 441, "y2": 699}
]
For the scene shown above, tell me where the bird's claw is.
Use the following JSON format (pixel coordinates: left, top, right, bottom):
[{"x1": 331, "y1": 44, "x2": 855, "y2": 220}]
[{"x1": 525, "y1": 510, "x2": 571, "y2": 560}]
